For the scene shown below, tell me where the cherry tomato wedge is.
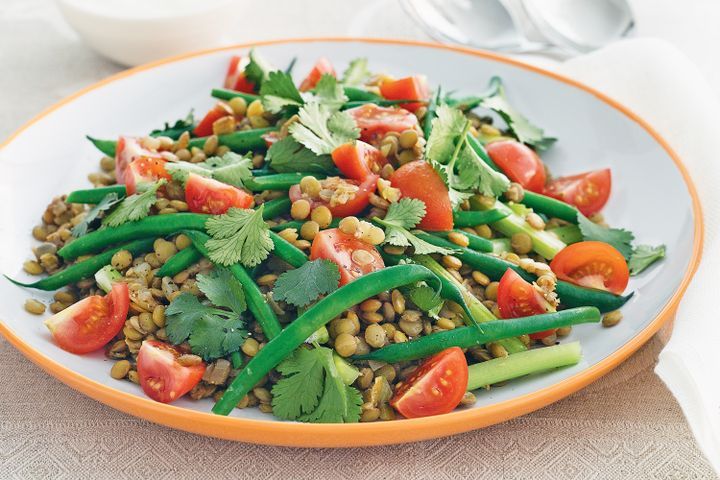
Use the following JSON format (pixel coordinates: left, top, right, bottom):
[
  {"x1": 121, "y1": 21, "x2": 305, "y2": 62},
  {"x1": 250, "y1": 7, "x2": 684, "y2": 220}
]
[
  {"x1": 390, "y1": 161, "x2": 452, "y2": 231},
  {"x1": 379, "y1": 75, "x2": 429, "y2": 112},
  {"x1": 543, "y1": 168, "x2": 612, "y2": 216},
  {"x1": 310, "y1": 228, "x2": 384, "y2": 285},
  {"x1": 115, "y1": 136, "x2": 165, "y2": 193},
  {"x1": 345, "y1": 104, "x2": 420, "y2": 144},
  {"x1": 289, "y1": 175, "x2": 378, "y2": 217},
  {"x1": 44, "y1": 282, "x2": 129, "y2": 354},
  {"x1": 486, "y1": 140, "x2": 546, "y2": 192},
  {"x1": 299, "y1": 57, "x2": 335, "y2": 92},
  {"x1": 185, "y1": 173, "x2": 254, "y2": 214},
  {"x1": 497, "y1": 269, "x2": 555, "y2": 340},
  {"x1": 391, "y1": 347, "x2": 468, "y2": 418},
  {"x1": 193, "y1": 102, "x2": 235, "y2": 138},
  {"x1": 124, "y1": 156, "x2": 171, "y2": 195},
  {"x1": 550, "y1": 241, "x2": 629, "y2": 295},
  {"x1": 224, "y1": 55, "x2": 256, "y2": 93},
  {"x1": 331, "y1": 141, "x2": 387, "y2": 181},
  {"x1": 137, "y1": 340, "x2": 205, "y2": 404}
]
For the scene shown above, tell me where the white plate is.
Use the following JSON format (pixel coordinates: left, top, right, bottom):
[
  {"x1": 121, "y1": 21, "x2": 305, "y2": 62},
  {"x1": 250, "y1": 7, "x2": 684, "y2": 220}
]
[{"x1": 0, "y1": 39, "x2": 702, "y2": 447}]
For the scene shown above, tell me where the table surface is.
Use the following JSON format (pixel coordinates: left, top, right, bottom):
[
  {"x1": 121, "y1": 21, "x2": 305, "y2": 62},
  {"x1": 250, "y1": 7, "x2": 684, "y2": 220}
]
[{"x1": 0, "y1": 1, "x2": 715, "y2": 478}]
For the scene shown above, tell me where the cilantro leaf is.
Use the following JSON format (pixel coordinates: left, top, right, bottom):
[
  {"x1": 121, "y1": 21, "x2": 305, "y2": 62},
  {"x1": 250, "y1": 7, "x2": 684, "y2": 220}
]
[
  {"x1": 165, "y1": 293, "x2": 224, "y2": 344},
  {"x1": 313, "y1": 74, "x2": 348, "y2": 110},
  {"x1": 197, "y1": 266, "x2": 246, "y2": 315},
  {"x1": 189, "y1": 316, "x2": 246, "y2": 361},
  {"x1": 165, "y1": 162, "x2": 212, "y2": 183},
  {"x1": 260, "y1": 70, "x2": 304, "y2": 114},
  {"x1": 71, "y1": 193, "x2": 122, "y2": 237},
  {"x1": 273, "y1": 259, "x2": 340, "y2": 307},
  {"x1": 375, "y1": 199, "x2": 455, "y2": 255},
  {"x1": 406, "y1": 284, "x2": 444, "y2": 318},
  {"x1": 341, "y1": 58, "x2": 371, "y2": 86},
  {"x1": 266, "y1": 136, "x2": 335, "y2": 174},
  {"x1": 101, "y1": 180, "x2": 165, "y2": 227},
  {"x1": 150, "y1": 109, "x2": 195, "y2": 139},
  {"x1": 166, "y1": 151, "x2": 253, "y2": 187},
  {"x1": 289, "y1": 102, "x2": 360, "y2": 155},
  {"x1": 481, "y1": 77, "x2": 556, "y2": 151},
  {"x1": 272, "y1": 346, "x2": 362, "y2": 423},
  {"x1": 205, "y1": 205, "x2": 274, "y2": 267},
  {"x1": 629, "y1": 244, "x2": 666, "y2": 275},
  {"x1": 577, "y1": 214, "x2": 635, "y2": 259},
  {"x1": 426, "y1": 105, "x2": 509, "y2": 205},
  {"x1": 244, "y1": 49, "x2": 273, "y2": 87}
]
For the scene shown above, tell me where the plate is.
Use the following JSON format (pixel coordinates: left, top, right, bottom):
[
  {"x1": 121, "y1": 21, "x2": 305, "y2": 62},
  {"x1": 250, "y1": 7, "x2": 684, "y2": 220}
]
[{"x1": 0, "y1": 38, "x2": 702, "y2": 447}]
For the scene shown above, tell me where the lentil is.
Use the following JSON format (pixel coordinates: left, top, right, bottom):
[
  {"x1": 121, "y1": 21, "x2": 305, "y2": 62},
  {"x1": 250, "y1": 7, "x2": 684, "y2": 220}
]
[
  {"x1": 511, "y1": 232, "x2": 533, "y2": 254},
  {"x1": 602, "y1": 310, "x2": 623, "y2": 327},
  {"x1": 334, "y1": 333, "x2": 358, "y2": 357},
  {"x1": 365, "y1": 324, "x2": 387, "y2": 348},
  {"x1": 310, "y1": 206, "x2": 332, "y2": 228},
  {"x1": 526, "y1": 212, "x2": 546, "y2": 230},
  {"x1": 339, "y1": 216, "x2": 360, "y2": 235},
  {"x1": 242, "y1": 337, "x2": 260, "y2": 356},
  {"x1": 442, "y1": 255, "x2": 463, "y2": 270},
  {"x1": 24, "y1": 299, "x2": 46, "y2": 315},
  {"x1": 111, "y1": 250, "x2": 133, "y2": 270},
  {"x1": 300, "y1": 221, "x2": 320, "y2": 241},
  {"x1": 447, "y1": 231, "x2": 470, "y2": 248},
  {"x1": 398, "y1": 129, "x2": 419, "y2": 149},
  {"x1": 110, "y1": 360, "x2": 131, "y2": 380},
  {"x1": 290, "y1": 199, "x2": 311, "y2": 220},
  {"x1": 229, "y1": 96, "x2": 248, "y2": 116},
  {"x1": 23, "y1": 260, "x2": 43, "y2": 275}
]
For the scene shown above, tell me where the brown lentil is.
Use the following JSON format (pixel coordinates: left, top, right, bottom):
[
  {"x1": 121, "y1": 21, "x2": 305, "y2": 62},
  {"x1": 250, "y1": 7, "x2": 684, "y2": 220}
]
[
  {"x1": 110, "y1": 360, "x2": 131, "y2": 380},
  {"x1": 511, "y1": 232, "x2": 533, "y2": 254},
  {"x1": 398, "y1": 129, "x2": 419, "y2": 149},
  {"x1": 293, "y1": 239, "x2": 312, "y2": 250},
  {"x1": 602, "y1": 310, "x2": 623, "y2": 327},
  {"x1": 364, "y1": 324, "x2": 387, "y2": 348},
  {"x1": 299, "y1": 221, "x2": 320, "y2": 241},
  {"x1": 485, "y1": 282, "x2": 499, "y2": 301},
  {"x1": 111, "y1": 250, "x2": 133, "y2": 270},
  {"x1": 334, "y1": 333, "x2": 358, "y2": 357},
  {"x1": 24, "y1": 299, "x2": 46, "y2": 315},
  {"x1": 442, "y1": 255, "x2": 463, "y2": 270},
  {"x1": 290, "y1": 199, "x2": 311, "y2": 220},
  {"x1": 526, "y1": 212, "x2": 546, "y2": 230},
  {"x1": 447, "y1": 231, "x2": 470, "y2": 248},
  {"x1": 436, "y1": 317, "x2": 456, "y2": 330},
  {"x1": 310, "y1": 206, "x2": 332, "y2": 228},
  {"x1": 278, "y1": 228, "x2": 298, "y2": 243},
  {"x1": 229, "y1": 96, "x2": 248, "y2": 116},
  {"x1": 360, "y1": 299, "x2": 382, "y2": 313},
  {"x1": 49, "y1": 301, "x2": 67, "y2": 314},
  {"x1": 23, "y1": 260, "x2": 43, "y2": 275},
  {"x1": 339, "y1": 216, "x2": 359, "y2": 235},
  {"x1": 460, "y1": 391, "x2": 477, "y2": 406},
  {"x1": 242, "y1": 337, "x2": 260, "y2": 356},
  {"x1": 488, "y1": 342, "x2": 508, "y2": 358}
]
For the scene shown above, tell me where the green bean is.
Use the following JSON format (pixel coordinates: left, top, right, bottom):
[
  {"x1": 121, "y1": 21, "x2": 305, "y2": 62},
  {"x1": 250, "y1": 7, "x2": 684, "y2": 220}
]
[
  {"x1": 183, "y1": 230, "x2": 282, "y2": 340},
  {"x1": 341, "y1": 99, "x2": 425, "y2": 110},
  {"x1": 66, "y1": 185, "x2": 127, "y2": 204},
  {"x1": 284, "y1": 56, "x2": 297, "y2": 75},
  {"x1": 453, "y1": 209, "x2": 509, "y2": 227},
  {"x1": 88, "y1": 128, "x2": 275, "y2": 158},
  {"x1": 415, "y1": 234, "x2": 632, "y2": 312},
  {"x1": 444, "y1": 76, "x2": 501, "y2": 111},
  {"x1": 355, "y1": 307, "x2": 599, "y2": 363},
  {"x1": 342, "y1": 86, "x2": 381, "y2": 102},
  {"x1": 467, "y1": 342, "x2": 582, "y2": 390},
  {"x1": 58, "y1": 213, "x2": 307, "y2": 268},
  {"x1": 465, "y1": 133, "x2": 501, "y2": 171},
  {"x1": 432, "y1": 229, "x2": 493, "y2": 253},
  {"x1": 211, "y1": 88, "x2": 259, "y2": 103},
  {"x1": 212, "y1": 263, "x2": 440, "y2": 415},
  {"x1": 260, "y1": 197, "x2": 291, "y2": 219},
  {"x1": 423, "y1": 87, "x2": 441, "y2": 139},
  {"x1": 244, "y1": 173, "x2": 322, "y2": 192},
  {"x1": 154, "y1": 246, "x2": 202, "y2": 278},
  {"x1": 522, "y1": 191, "x2": 580, "y2": 224},
  {"x1": 7, "y1": 238, "x2": 155, "y2": 291}
]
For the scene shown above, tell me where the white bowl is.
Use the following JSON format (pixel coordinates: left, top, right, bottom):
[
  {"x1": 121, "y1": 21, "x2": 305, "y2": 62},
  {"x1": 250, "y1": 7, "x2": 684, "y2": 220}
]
[
  {"x1": 0, "y1": 39, "x2": 702, "y2": 446},
  {"x1": 56, "y1": 0, "x2": 243, "y2": 66}
]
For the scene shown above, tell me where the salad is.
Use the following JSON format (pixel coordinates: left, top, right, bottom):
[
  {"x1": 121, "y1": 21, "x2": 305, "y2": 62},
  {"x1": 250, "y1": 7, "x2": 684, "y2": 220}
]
[{"x1": 9, "y1": 51, "x2": 667, "y2": 423}]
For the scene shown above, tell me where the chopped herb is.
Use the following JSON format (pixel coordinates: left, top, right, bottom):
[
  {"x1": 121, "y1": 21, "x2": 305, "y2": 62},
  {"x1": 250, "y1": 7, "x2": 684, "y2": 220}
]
[
  {"x1": 578, "y1": 214, "x2": 635, "y2": 260},
  {"x1": 312, "y1": 74, "x2": 348, "y2": 110},
  {"x1": 244, "y1": 49, "x2": 274, "y2": 87},
  {"x1": 204, "y1": 205, "x2": 274, "y2": 267},
  {"x1": 149, "y1": 109, "x2": 195, "y2": 139},
  {"x1": 197, "y1": 267, "x2": 247, "y2": 315},
  {"x1": 375, "y1": 198, "x2": 455, "y2": 255},
  {"x1": 71, "y1": 193, "x2": 121, "y2": 237},
  {"x1": 629, "y1": 244, "x2": 666, "y2": 275},
  {"x1": 406, "y1": 284, "x2": 443, "y2": 318},
  {"x1": 271, "y1": 345, "x2": 362, "y2": 423},
  {"x1": 260, "y1": 70, "x2": 304, "y2": 113},
  {"x1": 341, "y1": 58, "x2": 371, "y2": 86},
  {"x1": 101, "y1": 180, "x2": 165, "y2": 228},
  {"x1": 166, "y1": 151, "x2": 253, "y2": 187},
  {"x1": 273, "y1": 259, "x2": 340, "y2": 307},
  {"x1": 266, "y1": 136, "x2": 335, "y2": 174},
  {"x1": 481, "y1": 76, "x2": 556, "y2": 151},
  {"x1": 289, "y1": 101, "x2": 359, "y2": 155}
]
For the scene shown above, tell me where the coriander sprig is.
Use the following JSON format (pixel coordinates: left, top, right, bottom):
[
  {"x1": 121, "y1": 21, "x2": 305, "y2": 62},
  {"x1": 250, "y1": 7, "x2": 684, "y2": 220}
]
[{"x1": 204, "y1": 205, "x2": 274, "y2": 267}]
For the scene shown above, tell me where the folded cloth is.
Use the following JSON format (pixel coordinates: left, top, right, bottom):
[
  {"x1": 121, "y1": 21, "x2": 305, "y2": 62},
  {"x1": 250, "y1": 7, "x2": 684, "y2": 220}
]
[{"x1": 554, "y1": 38, "x2": 720, "y2": 474}]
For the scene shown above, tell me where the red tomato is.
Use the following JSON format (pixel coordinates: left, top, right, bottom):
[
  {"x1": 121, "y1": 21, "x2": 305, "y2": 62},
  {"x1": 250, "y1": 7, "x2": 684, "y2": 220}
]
[
  {"x1": 185, "y1": 173, "x2": 253, "y2": 214},
  {"x1": 391, "y1": 347, "x2": 468, "y2": 418},
  {"x1": 543, "y1": 169, "x2": 612, "y2": 216},
  {"x1": 486, "y1": 140, "x2": 547, "y2": 192},
  {"x1": 299, "y1": 57, "x2": 335, "y2": 92},
  {"x1": 379, "y1": 75, "x2": 430, "y2": 112},
  {"x1": 497, "y1": 269, "x2": 555, "y2": 340},
  {"x1": 224, "y1": 55, "x2": 256, "y2": 93},
  {"x1": 193, "y1": 102, "x2": 234, "y2": 138},
  {"x1": 345, "y1": 104, "x2": 420, "y2": 144},
  {"x1": 137, "y1": 341, "x2": 205, "y2": 404},
  {"x1": 115, "y1": 136, "x2": 165, "y2": 191},
  {"x1": 124, "y1": 156, "x2": 171, "y2": 195},
  {"x1": 43, "y1": 283, "x2": 129, "y2": 354},
  {"x1": 288, "y1": 174, "x2": 378, "y2": 217},
  {"x1": 310, "y1": 228, "x2": 384, "y2": 285},
  {"x1": 331, "y1": 141, "x2": 387, "y2": 181},
  {"x1": 262, "y1": 131, "x2": 282, "y2": 148},
  {"x1": 550, "y1": 241, "x2": 629, "y2": 295},
  {"x1": 390, "y1": 161, "x2": 453, "y2": 231}
]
